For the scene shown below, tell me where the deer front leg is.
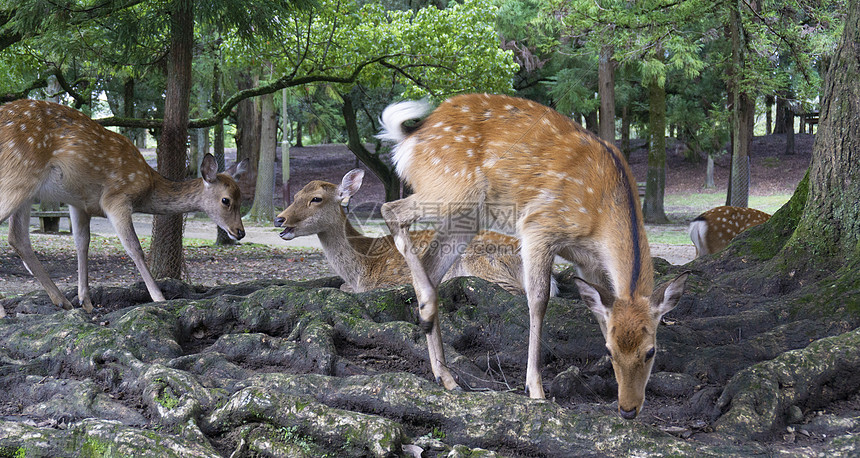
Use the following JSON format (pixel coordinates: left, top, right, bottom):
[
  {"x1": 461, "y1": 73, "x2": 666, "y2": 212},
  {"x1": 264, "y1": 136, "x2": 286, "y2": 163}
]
[
  {"x1": 69, "y1": 206, "x2": 94, "y2": 312},
  {"x1": 521, "y1": 235, "x2": 555, "y2": 399},
  {"x1": 382, "y1": 198, "x2": 458, "y2": 390},
  {"x1": 7, "y1": 207, "x2": 73, "y2": 310},
  {"x1": 106, "y1": 210, "x2": 165, "y2": 303}
]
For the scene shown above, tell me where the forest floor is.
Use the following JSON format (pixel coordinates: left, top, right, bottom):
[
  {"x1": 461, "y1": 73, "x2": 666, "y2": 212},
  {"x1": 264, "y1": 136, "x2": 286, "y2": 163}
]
[{"x1": 0, "y1": 132, "x2": 814, "y2": 299}]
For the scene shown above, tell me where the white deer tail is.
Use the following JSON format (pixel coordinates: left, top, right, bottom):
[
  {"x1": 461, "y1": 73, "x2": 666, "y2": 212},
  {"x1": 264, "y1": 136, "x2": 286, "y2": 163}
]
[
  {"x1": 377, "y1": 99, "x2": 433, "y2": 179},
  {"x1": 376, "y1": 99, "x2": 433, "y2": 143},
  {"x1": 688, "y1": 219, "x2": 708, "y2": 258}
]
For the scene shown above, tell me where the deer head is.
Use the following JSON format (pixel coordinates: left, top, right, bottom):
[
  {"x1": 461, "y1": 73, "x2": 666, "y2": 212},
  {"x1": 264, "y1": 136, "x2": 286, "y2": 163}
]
[{"x1": 575, "y1": 272, "x2": 689, "y2": 419}]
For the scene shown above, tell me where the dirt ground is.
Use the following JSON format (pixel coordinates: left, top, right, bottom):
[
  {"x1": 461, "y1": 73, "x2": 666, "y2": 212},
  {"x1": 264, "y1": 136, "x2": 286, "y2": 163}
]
[{"x1": 0, "y1": 132, "x2": 813, "y2": 300}]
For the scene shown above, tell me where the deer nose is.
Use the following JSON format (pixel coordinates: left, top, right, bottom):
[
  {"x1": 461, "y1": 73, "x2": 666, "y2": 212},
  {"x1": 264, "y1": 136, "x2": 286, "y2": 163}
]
[
  {"x1": 619, "y1": 406, "x2": 638, "y2": 420},
  {"x1": 274, "y1": 217, "x2": 285, "y2": 227},
  {"x1": 236, "y1": 228, "x2": 245, "y2": 240}
]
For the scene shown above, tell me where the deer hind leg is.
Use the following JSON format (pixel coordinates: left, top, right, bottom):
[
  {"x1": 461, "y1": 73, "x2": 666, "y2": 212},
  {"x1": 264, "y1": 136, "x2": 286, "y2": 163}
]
[
  {"x1": 521, "y1": 232, "x2": 556, "y2": 399},
  {"x1": 381, "y1": 197, "x2": 477, "y2": 390},
  {"x1": 6, "y1": 206, "x2": 74, "y2": 310},
  {"x1": 105, "y1": 209, "x2": 165, "y2": 302},
  {"x1": 69, "y1": 206, "x2": 94, "y2": 312}
]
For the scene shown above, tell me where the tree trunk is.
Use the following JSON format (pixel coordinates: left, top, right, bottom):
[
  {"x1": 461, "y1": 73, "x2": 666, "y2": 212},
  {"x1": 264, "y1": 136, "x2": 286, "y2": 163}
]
[
  {"x1": 785, "y1": 108, "x2": 795, "y2": 155},
  {"x1": 150, "y1": 0, "x2": 193, "y2": 280},
  {"x1": 584, "y1": 111, "x2": 598, "y2": 135},
  {"x1": 213, "y1": 56, "x2": 234, "y2": 246},
  {"x1": 621, "y1": 105, "x2": 631, "y2": 160},
  {"x1": 281, "y1": 88, "x2": 291, "y2": 206},
  {"x1": 246, "y1": 91, "x2": 277, "y2": 223},
  {"x1": 235, "y1": 72, "x2": 261, "y2": 173},
  {"x1": 788, "y1": 0, "x2": 860, "y2": 265},
  {"x1": 598, "y1": 45, "x2": 616, "y2": 144},
  {"x1": 643, "y1": 49, "x2": 669, "y2": 224},
  {"x1": 727, "y1": 4, "x2": 751, "y2": 208},
  {"x1": 342, "y1": 95, "x2": 400, "y2": 202},
  {"x1": 705, "y1": 155, "x2": 715, "y2": 189},
  {"x1": 774, "y1": 95, "x2": 787, "y2": 134},
  {"x1": 765, "y1": 94, "x2": 773, "y2": 135}
]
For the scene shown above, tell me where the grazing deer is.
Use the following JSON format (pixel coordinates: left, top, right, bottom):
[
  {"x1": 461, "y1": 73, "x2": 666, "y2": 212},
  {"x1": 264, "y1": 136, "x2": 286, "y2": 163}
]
[
  {"x1": 377, "y1": 93, "x2": 688, "y2": 419},
  {"x1": 275, "y1": 169, "x2": 550, "y2": 295},
  {"x1": 688, "y1": 206, "x2": 771, "y2": 258},
  {"x1": 0, "y1": 99, "x2": 246, "y2": 315}
]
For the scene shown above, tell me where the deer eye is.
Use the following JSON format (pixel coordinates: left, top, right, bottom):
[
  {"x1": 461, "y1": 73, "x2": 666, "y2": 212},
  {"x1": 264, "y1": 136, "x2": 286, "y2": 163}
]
[
  {"x1": 221, "y1": 198, "x2": 230, "y2": 206},
  {"x1": 645, "y1": 347, "x2": 656, "y2": 361},
  {"x1": 310, "y1": 197, "x2": 323, "y2": 203}
]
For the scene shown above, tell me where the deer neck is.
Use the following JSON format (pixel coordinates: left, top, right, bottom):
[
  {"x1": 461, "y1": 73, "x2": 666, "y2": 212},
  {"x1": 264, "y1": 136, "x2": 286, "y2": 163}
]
[
  {"x1": 315, "y1": 212, "x2": 376, "y2": 286},
  {"x1": 137, "y1": 174, "x2": 205, "y2": 215}
]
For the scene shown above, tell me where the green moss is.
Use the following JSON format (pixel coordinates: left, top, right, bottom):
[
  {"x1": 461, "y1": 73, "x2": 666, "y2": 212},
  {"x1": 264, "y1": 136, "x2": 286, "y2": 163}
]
[
  {"x1": 155, "y1": 388, "x2": 180, "y2": 410},
  {"x1": 80, "y1": 437, "x2": 124, "y2": 458},
  {"x1": 737, "y1": 170, "x2": 809, "y2": 261},
  {"x1": 0, "y1": 447, "x2": 27, "y2": 458}
]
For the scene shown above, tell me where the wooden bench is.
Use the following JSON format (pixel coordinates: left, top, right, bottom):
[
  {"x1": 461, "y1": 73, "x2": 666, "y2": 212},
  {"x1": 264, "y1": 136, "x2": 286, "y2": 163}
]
[{"x1": 31, "y1": 207, "x2": 71, "y2": 233}]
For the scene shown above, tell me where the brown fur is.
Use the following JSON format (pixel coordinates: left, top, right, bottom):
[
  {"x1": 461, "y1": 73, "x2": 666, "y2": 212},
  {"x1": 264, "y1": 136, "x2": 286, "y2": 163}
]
[
  {"x1": 379, "y1": 94, "x2": 688, "y2": 418},
  {"x1": 275, "y1": 171, "x2": 534, "y2": 294},
  {"x1": 689, "y1": 206, "x2": 771, "y2": 257},
  {"x1": 0, "y1": 99, "x2": 245, "y2": 315}
]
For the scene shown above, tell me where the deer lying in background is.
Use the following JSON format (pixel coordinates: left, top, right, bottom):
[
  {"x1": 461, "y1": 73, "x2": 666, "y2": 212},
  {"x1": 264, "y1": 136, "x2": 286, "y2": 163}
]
[
  {"x1": 275, "y1": 169, "x2": 550, "y2": 295},
  {"x1": 0, "y1": 99, "x2": 246, "y2": 316},
  {"x1": 377, "y1": 93, "x2": 688, "y2": 419},
  {"x1": 688, "y1": 206, "x2": 771, "y2": 258}
]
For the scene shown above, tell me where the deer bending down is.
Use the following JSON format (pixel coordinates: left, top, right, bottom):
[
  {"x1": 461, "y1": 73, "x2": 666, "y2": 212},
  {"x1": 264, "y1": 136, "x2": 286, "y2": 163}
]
[
  {"x1": 275, "y1": 169, "x2": 551, "y2": 295},
  {"x1": 377, "y1": 93, "x2": 688, "y2": 419},
  {"x1": 688, "y1": 206, "x2": 771, "y2": 258},
  {"x1": 0, "y1": 99, "x2": 246, "y2": 316}
]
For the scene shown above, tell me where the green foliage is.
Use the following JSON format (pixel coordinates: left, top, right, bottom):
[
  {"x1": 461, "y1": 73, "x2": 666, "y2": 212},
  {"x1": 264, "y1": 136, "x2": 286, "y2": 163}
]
[
  {"x1": 155, "y1": 388, "x2": 180, "y2": 410},
  {"x1": 223, "y1": 0, "x2": 517, "y2": 100}
]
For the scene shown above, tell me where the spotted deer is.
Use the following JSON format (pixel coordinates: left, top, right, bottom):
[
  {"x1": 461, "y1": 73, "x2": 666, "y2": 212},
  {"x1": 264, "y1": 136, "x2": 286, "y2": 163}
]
[
  {"x1": 275, "y1": 169, "x2": 551, "y2": 295},
  {"x1": 0, "y1": 99, "x2": 246, "y2": 316},
  {"x1": 377, "y1": 93, "x2": 688, "y2": 419},
  {"x1": 688, "y1": 206, "x2": 771, "y2": 258}
]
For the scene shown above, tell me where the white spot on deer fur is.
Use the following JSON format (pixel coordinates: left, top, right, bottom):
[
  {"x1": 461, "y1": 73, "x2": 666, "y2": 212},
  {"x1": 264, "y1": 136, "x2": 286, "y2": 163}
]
[
  {"x1": 586, "y1": 187, "x2": 594, "y2": 194},
  {"x1": 443, "y1": 126, "x2": 452, "y2": 132},
  {"x1": 433, "y1": 122, "x2": 444, "y2": 128},
  {"x1": 27, "y1": 137, "x2": 34, "y2": 144},
  {"x1": 579, "y1": 207, "x2": 588, "y2": 214},
  {"x1": 466, "y1": 149, "x2": 474, "y2": 157},
  {"x1": 461, "y1": 106, "x2": 470, "y2": 112},
  {"x1": 454, "y1": 136, "x2": 464, "y2": 142},
  {"x1": 431, "y1": 157, "x2": 442, "y2": 166}
]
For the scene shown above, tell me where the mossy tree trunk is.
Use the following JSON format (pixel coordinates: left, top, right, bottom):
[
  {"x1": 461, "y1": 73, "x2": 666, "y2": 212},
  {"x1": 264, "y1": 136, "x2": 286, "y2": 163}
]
[
  {"x1": 150, "y1": 0, "x2": 193, "y2": 280},
  {"x1": 786, "y1": 1, "x2": 860, "y2": 267},
  {"x1": 643, "y1": 46, "x2": 669, "y2": 224},
  {"x1": 730, "y1": 0, "x2": 860, "y2": 278}
]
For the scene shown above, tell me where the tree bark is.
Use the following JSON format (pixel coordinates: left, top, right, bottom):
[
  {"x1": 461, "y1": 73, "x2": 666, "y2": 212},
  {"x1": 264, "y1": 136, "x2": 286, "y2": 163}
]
[
  {"x1": 620, "y1": 105, "x2": 631, "y2": 160},
  {"x1": 246, "y1": 91, "x2": 277, "y2": 223},
  {"x1": 150, "y1": 0, "x2": 193, "y2": 280},
  {"x1": 774, "y1": 95, "x2": 787, "y2": 134},
  {"x1": 764, "y1": 94, "x2": 773, "y2": 135},
  {"x1": 727, "y1": 3, "x2": 751, "y2": 208},
  {"x1": 597, "y1": 45, "x2": 616, "y2": 144},
  {"x1": 342, "y1": 94, "x2": 400, "y2": 202},
  {"x1": 643, "y1": 49, "x2": 669, "y2": 224},
  {"x1": 788, "y1": 0, "x2": 860, "y2": 264},
  {"x1": 235, "y1": 72, "x2": 261, "y2": 174}
]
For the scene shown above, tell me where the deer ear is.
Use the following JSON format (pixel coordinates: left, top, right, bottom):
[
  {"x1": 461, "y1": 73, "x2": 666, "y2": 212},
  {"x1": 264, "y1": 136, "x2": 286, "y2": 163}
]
[
  {"x1": 574, "y1": 277, "x2": 614, "y2": 334},
  {"x1": 337, "y1": 169, "x2": 365, "y2": 204},
  {"x1": 650, "y1": 271, "x2": 690, "y2": 319},
  {"x1": 201, "y1": 154, "x2": 218, "y2": 183}
]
